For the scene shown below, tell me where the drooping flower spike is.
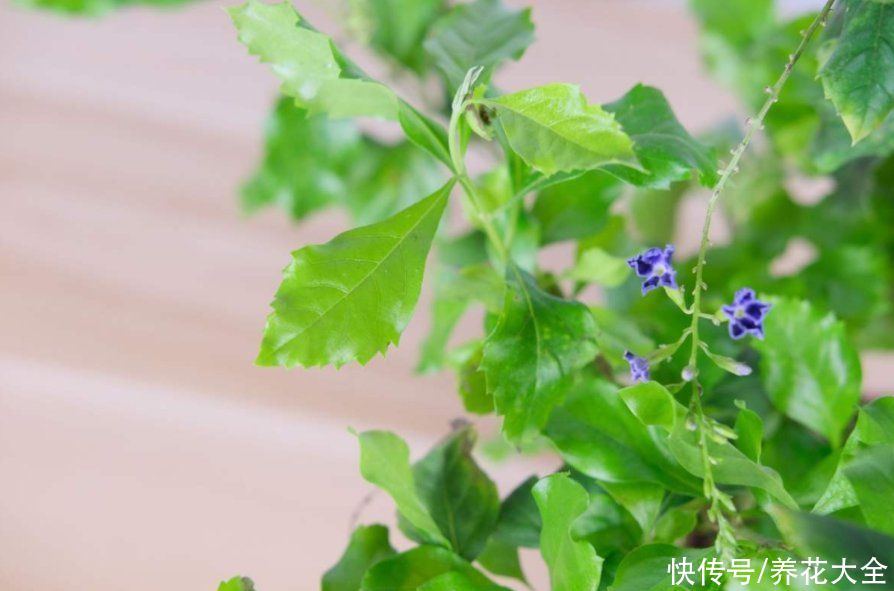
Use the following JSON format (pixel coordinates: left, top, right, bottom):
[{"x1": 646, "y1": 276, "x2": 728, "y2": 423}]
[
  {"x1": 623, "y1": 351, "x2": 650, "y2": 383},
  {"x1": 627, "y1": 245, "x2": 678, "y2": 295},
  {"x1": 722, "y1": 288, "x2": 771, "y2": 340}
]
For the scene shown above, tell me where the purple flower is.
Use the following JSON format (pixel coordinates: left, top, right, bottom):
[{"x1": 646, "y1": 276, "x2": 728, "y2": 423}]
[
  {"x1": 722, "y1": 288, "x2": 771, "y2": 340},
  {"x1": 627, "y1": 245, "x2": 678, "y2": 295},
  {"x1": 624, "y1": 351, "x2": 650, "y2": 383}
]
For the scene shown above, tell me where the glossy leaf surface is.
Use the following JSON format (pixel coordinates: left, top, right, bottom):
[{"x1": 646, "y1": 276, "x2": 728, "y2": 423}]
[
  {"x1": 360, "y1": 546, "x2": 507, "y2": 591},
  {"x1": 230, "y1": 1, "x2": 397, "y2": 119},
  {"x1": 481, "y1": 268, "x2": 598, "y2": 441},
  {"x1": 486, "y1": 84, "x2": 635, "y2": 176},
  {"x1": 424, "y1": 0, "x2": 534, "y2": 95},
  {"x1": 755, "y1": 298, "x2": 862, "y2": 447},
  {"x1": 257, "y1": 181, "x2": 452, "y2": 368},
  {"x1": 357, "y1": 431, "x2": 449, "y2": 548},
  {"x1": 603, "y1": 84, "x2": 718, "y2": 188},
  {"x1": 410, "y1": 428, "x2": 499, "y2": 559},
  {"x1": 533, "y1": 474, "x2": 602, "y2": 591},
  {"x1": 820, "y1": 0, "x2": 894, "y2": 142},
  {"x1": 322, "y1": 525, "x2": 397, "y2": 591}
]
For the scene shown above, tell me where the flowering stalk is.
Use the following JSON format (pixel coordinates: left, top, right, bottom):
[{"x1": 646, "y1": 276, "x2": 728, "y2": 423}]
[{"x1": 684, "y1": 0, "x2": 837, "y2": 560}]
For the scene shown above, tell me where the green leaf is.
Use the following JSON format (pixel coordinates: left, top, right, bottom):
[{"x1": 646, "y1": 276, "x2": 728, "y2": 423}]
[
  {"x1": 570, "y1": 487, "x2": 640, "y2": 556},
  {"x1": 217, "y1": 576, "x2": 255, "y2": 591},
  {"x1": 322, "y1": 525, "x2": 397, "y2": 591},
  {"x1": 601, "y1": 379, "x2": 795, "y2": 506},
  {"x1": 417, "y1": 263, "x2": 503, "y2": 374},
  {"x1": 229, "y1": 1, "x2": 397, "y2": 120},
  {"x1": 398, "y1": 103, "x2": 454, "y2": 170},
  {"x1": 800, "y1": 245, "x2": 891, "y2": 327},
  {"x1": 416, "y1": 288, "x2": 469, "y2": 375},
  {"x1": 416, "y1": 571, "x2": 499, "y2": 591},
  {"x1": 689, "y1": 0, "x2": 773, "y2": 49},
  {"x1": 533, "y1": 474, "x2": 603, "y2": 591},
  {"x1": 361, "y1": 0, "x2": 446, "y2": 73},
  {"x1": 589, "y1": 306, "x2": 655, "y2": 367},
  {"x1": 483, "y1": 84, "x2": 635, "y2": 176},
  {"x1": 307, "y1": 78, "x2": 400, "y2": 120},
  {"x1": 241, "y1": 98, "x2": 363, "y2": 220},
  {"x1": 843, "y1": 444, "x2": 894, "y2": 535},
  {"x1": 410, "y1": 428, "x2": 500, "y2": 560},
  {"x1": 357, "y1": 431, "x2": 449, "y2": 548},
  {"x1": 531, "y1": 171, "x2": 623, "y2": 244},
  {"x1": 771, "y1": 507, "x2": 894, "y2": 578},
  {"x1": 481, "y1": 267, "x2": 598, "y2": 441},
  {"x1": 229, "y1": 1, "x2": 336, "y2": 100},
  {"x1": 493, "y1": 476, "x2": 541, "y2": 548},
  {"x1": 813, "y1": 464, "x2": 859, "y2": 516},
  {"x1": 855, "y1": 396, "x2": 894, "y2": 445},
  {"x1": 545, "y1": 380, "x2": 701, "y2": 494},
  {"x1": 617, "y1": 381, "x2": 677, "y2": 431},
  {"x1": 17, "y1": 0, "x2": 119, "y2": 14},
  {"x1": 17, "y1": 0, "x2": 193, "y2": 15},
  {"x1": 652, "y1": 501, "x2": 701, "y2": 544},
  {"x1": 360, "y1": 546, "x2": 507, "y2": 591},
  {"x1": 568, "y1": 247, "x2": 630, "y2": 288},
  {"x1": 700, "y1": 345, "x2": 753, "y2": 377},
  {"x1": 820, "y1": 0, "x2": 894, "y2": 143},
  {"x1": 629, "y1": 183, "x2": 686, "y2": 245},
  {"x1": 667, "y1": 419, "x2": 797, "y2": 508},
  {"x1": 476, "y1": 537, "x2": 526, "y2": 583},
  {"x1": 257, "y1": 181, "x2": 453, "y2": 368},
  {"x1": 243, "y1": 99, "x2": 444, "y2": 224},
  {"x1": 754, "y1": 298, "x2": 862, "y2": 447},
  {"x1": 603, "y1": 84, "x2": 718, "y2": 188},
  {"x1": 456, "y1": 345, "x2": 494, "y2": 415},
  {"x1": 424, "y1": 0, "x2": 534, "y2": 95},
  {"x1": 734, "y1": 403, "x2": 764, "y2": 463},
  {"x1": 599, "y1": 480, "x2": 665, "y2": 535},
  {"x1": 810, "y1": 104, "x2": 894, "y2": 172},
  {"x1": 814, "y1": 398, "x2": 894, "y2": 517},
  {"x1": 343, "y1": 144, "x2": 445, "y2": 226},
  {"x1": 610, "y1": 544, "x2": 717, "y2": 591}
]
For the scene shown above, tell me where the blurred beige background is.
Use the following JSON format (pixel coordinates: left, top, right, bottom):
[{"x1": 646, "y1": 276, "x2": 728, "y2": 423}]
[{"x1": 0, "y1": 1, "x2": 886, "y2": 589}]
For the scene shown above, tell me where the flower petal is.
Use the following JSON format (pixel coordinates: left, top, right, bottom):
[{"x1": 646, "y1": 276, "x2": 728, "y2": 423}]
[
  {"x1": 734, "y1": 288, "x2": 755, "y2": 304},
  {"x1": 642, "y1": 275, "x2": 661, "y2": 294}
]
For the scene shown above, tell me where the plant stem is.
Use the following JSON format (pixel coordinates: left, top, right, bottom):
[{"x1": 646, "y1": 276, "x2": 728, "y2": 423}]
[
  {"x1": 684, "y1": 0, "x2": 836, "y2": 558},
  {"x1": 447, "y1": 101, "x2": 510, "y2": 261}
]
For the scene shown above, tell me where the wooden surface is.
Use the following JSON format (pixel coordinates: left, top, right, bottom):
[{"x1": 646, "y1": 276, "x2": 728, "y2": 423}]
[{"x1": 0, "y1": 1, "x2": 887, "y2": 589}]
